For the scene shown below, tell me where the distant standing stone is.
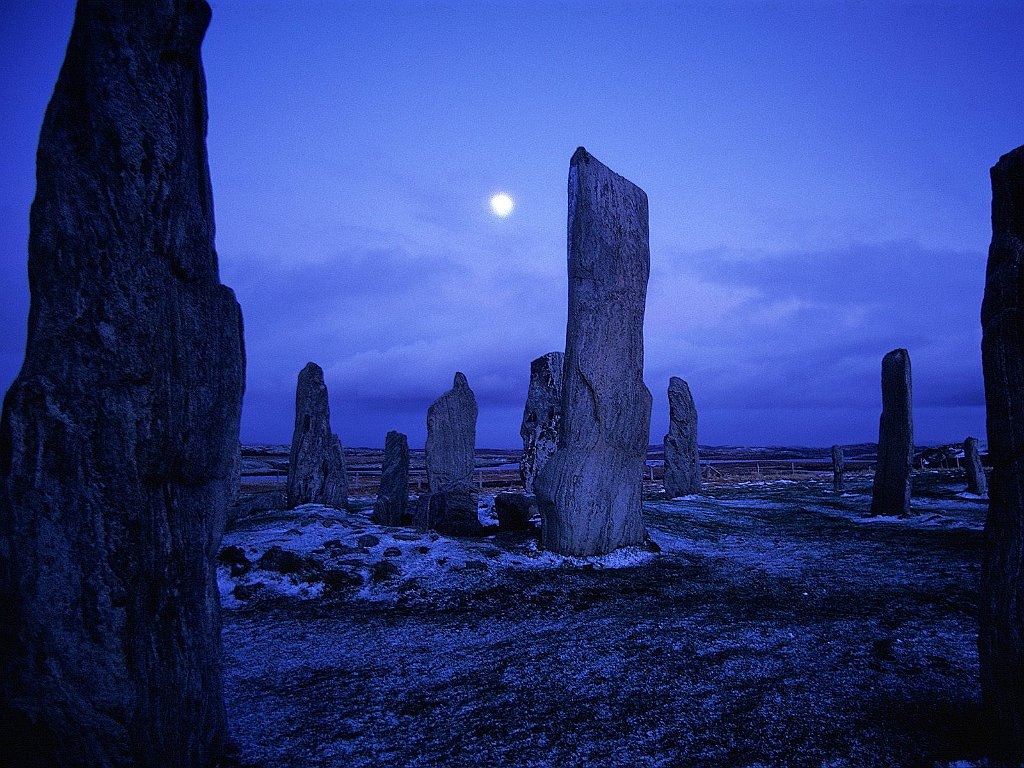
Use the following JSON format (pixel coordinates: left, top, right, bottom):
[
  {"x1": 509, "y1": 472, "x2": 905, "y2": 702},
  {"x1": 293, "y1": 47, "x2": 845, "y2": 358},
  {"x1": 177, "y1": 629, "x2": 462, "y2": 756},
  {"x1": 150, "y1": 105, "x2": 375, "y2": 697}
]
[
  {"x1": 534, "y1": 147, "x2": 652, "y2": 556},
  {"x1": 964, "y1": 436, "x2": 987, "y2": 496},
  {"x1": 426, "y1": 372, "x2": 478, "y2": 492},
  {"x1": 663, "y1": 377, "x2": 700, "y2": 498},
  {"x1": 869, "y1": 349, "x2": 913, "y2": 516},
  {"x1": 979, "y1": 144, "x2": 1024, "y2": 763},
  {"x1": 520, "y1": 352, "x2": 564, "y2": 493},
  {"x1": 373, "y1": 430, "x2": 409, "y2": 525},
  {"x1": 287, "y1": 362, "x2": 348, "y2": 509},
  {"x1": 831, "y1": 445, "x2": 845, "y2": 493}
]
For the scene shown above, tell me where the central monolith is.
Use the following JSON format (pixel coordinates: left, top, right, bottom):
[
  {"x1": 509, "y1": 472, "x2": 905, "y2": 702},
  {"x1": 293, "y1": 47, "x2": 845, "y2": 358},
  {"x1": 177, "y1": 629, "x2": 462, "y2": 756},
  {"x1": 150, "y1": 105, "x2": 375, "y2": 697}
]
[
  {"x1": 964, "y1": 436, "x2": 987, "y2": 496},
  {"x1": 870, "y1": 348, "x2": 913, "y2": 516},
  {"x1": 520, "y1": 352, "x2": 564, "y2": 493},
  {"x1": 287, "y1": 362, "x2": 348, "y2": 509},
  {"x1": 534, "y1": 147, "x2": 652, "y2": 556},
  {"x1": 663, "y1": 377, "x2": 700, "y2": 497},
  {"x1": 979, "y1": 144, "x2": 1024, "y2": 763},
  {"x1": 373, "y1": 430, "x2": 409, "y2": 525},
  {"x1": 0, "y1": 2, "x2": 244, "y2": 765}
]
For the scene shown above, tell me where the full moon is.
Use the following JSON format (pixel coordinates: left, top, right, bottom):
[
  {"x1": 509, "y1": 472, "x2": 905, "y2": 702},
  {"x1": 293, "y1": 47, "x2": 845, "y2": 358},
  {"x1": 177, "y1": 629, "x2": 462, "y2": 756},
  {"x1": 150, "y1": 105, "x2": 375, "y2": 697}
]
[{"x1": 490, "y1": 193, "x2": 514, "y2": 217}]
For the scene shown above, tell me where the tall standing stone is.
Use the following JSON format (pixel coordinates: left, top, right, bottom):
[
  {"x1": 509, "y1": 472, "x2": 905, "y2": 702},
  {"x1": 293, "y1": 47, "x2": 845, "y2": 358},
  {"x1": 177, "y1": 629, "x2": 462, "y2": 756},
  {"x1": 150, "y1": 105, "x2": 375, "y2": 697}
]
[
  {"x1": 0, "y1": 3, "x2": 244, "y2": 765},
  {"x1": 520, "y1": 352, "x2": 564, "y2": 493},
  {"x1": 979, "y1": 144, "x2": 1024, "y2": 763},
  {"x1": 831, "y1": 445, "x2": 845, "y2": 493},
  {"x1": 869, "y1": 349, "x2": 913, "y2": 517},
  {"x1": 373, "y1": 430, "x2": 409, "y2": 526},
  {"x1": 663, "y1": 377, "x2": 700, "y2": 498},
  {"x1": 287, "y1": 362, "x2": 348, "y2": 509},
  {"x1": 964, "y1": 436, "x2": 988, "y2": 496},
  {"x1": 534, "y1": 147, "x2": 652, "y2": 556}
]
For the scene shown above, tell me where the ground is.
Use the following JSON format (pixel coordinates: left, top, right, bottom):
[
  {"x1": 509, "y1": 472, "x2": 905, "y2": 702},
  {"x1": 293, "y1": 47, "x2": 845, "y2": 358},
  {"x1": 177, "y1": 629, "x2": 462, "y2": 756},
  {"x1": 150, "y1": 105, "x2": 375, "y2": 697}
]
[{"x1": 218, "y1": 470, "x2": 986, "y2": 767}]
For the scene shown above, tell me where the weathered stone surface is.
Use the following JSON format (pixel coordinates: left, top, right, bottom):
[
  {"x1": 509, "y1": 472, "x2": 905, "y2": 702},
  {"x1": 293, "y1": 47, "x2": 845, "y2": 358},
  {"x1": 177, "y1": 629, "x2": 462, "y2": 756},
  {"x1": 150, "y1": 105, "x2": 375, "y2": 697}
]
[
  {"x1": 0, "y1": 3, "x2": 244, "y2": 765},
  {"x1": 425, "y1": 372, "x2": 477, "y2": 492},
  {"x1": 414, "y1": 484, "x2": 482, "y2": 537},
  {"x1": 520, "y1": 352, "x2": 564, "y2": 493},
  {"x1": 373, "y1": 430, "x2": 409, "y2": 526},
  {"x1": 534, "y1": 147, "x2": 652, "y2": 556},
  {"x1": 979, "y1": 144, "x2": 1024, "y2": 762},
  {"x1": 964, "y1": 436, "x2": 988, "y2": 496},
  {"x1": 287, "y1": 362, "x2": 348, "y2": 510},
  {"x1": 495, "y1": 492, "x2": 538, "y2": 531},
  {"x1": 832, "y1": 445, "x2": 845, "y2": 493},
  {"x1": 231, "y1": 490, "x2": 288, "y2": 525},
  {"x1": 869, "y1": 349, "x2": 913, "y2": 517},
  {"x1": 663, "y1": 377, "x2": 700, "y2": 498}
]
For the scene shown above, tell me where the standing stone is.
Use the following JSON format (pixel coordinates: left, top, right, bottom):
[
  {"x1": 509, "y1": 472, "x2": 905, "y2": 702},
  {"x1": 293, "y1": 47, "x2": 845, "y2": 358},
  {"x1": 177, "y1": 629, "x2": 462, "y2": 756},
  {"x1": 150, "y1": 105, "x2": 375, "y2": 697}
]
[
  {"x1": 534, "y1": 147, "x2": 652, "y2": 556},
  {"x1": 520, "y1": 352, "x2": 564, "y2": 493},
  {"x1": 831, "y1": 445, "x2": 845, "y2": 493},
  {"x1": 964, "y1": 436, "x2": 988, "y2": 496},
  {"x1": 0, "y1": 3, "x2": 244, "y2": 766},
  {"x1": 425, "y1": 372, "x2": 477, "y2": 492},
  {"x1": 979, "y1": 144, "x2": 1024, "y2": 763},
  {"x1": 663, "y1": 377, "x2": 700, "y2": 497},
  {"x1": 869, "y1": 349, "x2": 913, "y2": 517},
  {"x1": 287, "y1": 362, "x2": 348, "y2": 509},
  {"x1": 373, "y1": 431, "x2": 409, "y2": 526}
]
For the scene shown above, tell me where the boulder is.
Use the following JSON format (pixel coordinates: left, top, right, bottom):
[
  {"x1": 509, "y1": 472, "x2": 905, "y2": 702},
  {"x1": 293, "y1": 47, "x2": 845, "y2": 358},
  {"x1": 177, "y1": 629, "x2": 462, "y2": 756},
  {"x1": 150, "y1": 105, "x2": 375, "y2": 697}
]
[
  {"x1": 494, "y1": 492, "x2": 538, "y2": 531},
  {"x1": 414, "y1": 484, "x2": 483, "y2": 537}
]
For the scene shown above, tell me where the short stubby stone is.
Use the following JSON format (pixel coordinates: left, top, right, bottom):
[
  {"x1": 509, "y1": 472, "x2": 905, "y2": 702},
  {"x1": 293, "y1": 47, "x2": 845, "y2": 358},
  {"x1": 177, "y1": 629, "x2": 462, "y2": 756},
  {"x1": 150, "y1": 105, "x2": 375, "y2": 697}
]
[
  {"x1": 534, "y1": 147, "x2": 652, "y2": 556},
  {"x1": 520, "y1": 352, "x2": 564, "y2": 493},
  {"x1": 663, "y1": 377, "x2": 700, "y2": 498},
  {"x1": 964, "y1": 436, "x2": 987, "y2": 496},
  {"x1": 495, "y1": 492, "x2": 538, "y2": 531},
  {"x1": 870, "y1": 349, "x2": 914, "y2": 517},
  {"x1": 373, "y1": 430, "x2": 409, "y2": 525},
  {"x1": 287, "y1": 362, "x2": 348, "y2": 509},
  {"x1": 414, "y1": 484, "x2": 483, "y2": 537}
]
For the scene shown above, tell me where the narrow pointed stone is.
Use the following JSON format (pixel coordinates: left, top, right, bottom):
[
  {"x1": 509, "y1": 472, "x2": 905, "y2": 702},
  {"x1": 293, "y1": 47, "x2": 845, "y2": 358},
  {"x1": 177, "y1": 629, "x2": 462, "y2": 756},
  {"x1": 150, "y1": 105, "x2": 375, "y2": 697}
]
[
  {"x1": 663, "y1": 377, "x2": 700, "y2": 498},
  {"x1": 520, "y1": 352, "x2": 564, "y2": 493},
  {"x1": 373, "y1": 431, "x2": 409, "y2": 526},
  {"x1": 869, "y1": 349, "x2": 913, "y2": 517},
  {"x1": 534, "y1": 147, "x2": 652, "y2": 556},
  {"x1": 425, "y1": 372, "x2": 477, "y2": 492},
  {"x1": 979, "y1": 144, "x2": 1024, "y2": 763},
  {"x1": 831, "y1": 445, "x2": 845, "y2": 493},
  {"x1": 287, "y1": 362, "x2": 348, "y2": 509},
  {"x1": 0, "y1": 2, "x2": 244, "y2": 764},
  {"x1": 964, "y1": 436, "x2": 988, "y2": 496}
]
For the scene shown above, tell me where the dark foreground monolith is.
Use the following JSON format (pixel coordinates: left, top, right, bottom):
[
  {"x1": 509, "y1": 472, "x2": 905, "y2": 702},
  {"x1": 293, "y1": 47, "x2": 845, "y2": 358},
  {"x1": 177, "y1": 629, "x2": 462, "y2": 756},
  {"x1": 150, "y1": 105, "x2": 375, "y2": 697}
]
[
  {"x1": 0, "y1": 3, "x2": 244, "y2": 765},
  {"x1": 979, "y1": 144, "x2": 1024, "y2": 763},
  {"x1": 287, "y1": 362, "x2": 348, "y2": 509},
  {"x1": 832, "y1": 445, "x2": 845, "y2": 493},
  {"x1": 964, "y1": 436, "x2": 987, "y2": 496},
  {"x1": 373, "y1": 431, "x2": 409, "y2": 525},
  {"x1": 421, "y1": 373, "x2": 481, "y2": 535},
  {"x1": 869, "y1": 349, "x2": 913, "y2": 516},
  {"x1": 663, "y1": 377, "x2": 700, "y2": 498},
  {"x1": 520, "y1": 352, "x2": 564, "y2": 493},
  {"x1": 534, "y1": 147, "x2": 652, "y2": 556}
]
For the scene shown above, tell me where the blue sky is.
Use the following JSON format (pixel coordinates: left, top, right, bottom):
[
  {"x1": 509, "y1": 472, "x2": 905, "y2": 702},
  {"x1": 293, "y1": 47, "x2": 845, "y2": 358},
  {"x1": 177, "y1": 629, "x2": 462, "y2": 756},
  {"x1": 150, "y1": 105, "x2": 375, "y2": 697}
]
[{"x1": 2, "y1": 1, "x2": 1022, "y2": 448}]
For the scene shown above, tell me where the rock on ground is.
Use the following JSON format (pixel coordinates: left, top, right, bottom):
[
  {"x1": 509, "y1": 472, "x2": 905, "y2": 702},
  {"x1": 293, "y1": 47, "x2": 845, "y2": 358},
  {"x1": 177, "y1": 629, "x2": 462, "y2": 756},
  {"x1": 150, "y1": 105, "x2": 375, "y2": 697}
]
[
  {"x1": 414, "y1": 484, "x2": 483, "y2": 537},
  {"x1": 534, "y1": 147, "x2": 652, "y2": 556},
  {"x1": 373, "y1": 430, "x2": 409, "y2": 526},
  {"x1": 520, "y1": 352, "x2": 564, "y2": 493},
  {"x1": 663, "y1": 377, "x2": 700, "y2": 498},
  {"x1": 287, "y1": 362, "x2": 348, "y2": 510},
  {"x1": 495, "y1": 492, "x2": 538, "y2": 531},
  {"x1": 0, "y1": 3, "x2": 244, "y2": 765},
  {"x1": 870, "y1": 348, "x2": 913, "y2": 517}
]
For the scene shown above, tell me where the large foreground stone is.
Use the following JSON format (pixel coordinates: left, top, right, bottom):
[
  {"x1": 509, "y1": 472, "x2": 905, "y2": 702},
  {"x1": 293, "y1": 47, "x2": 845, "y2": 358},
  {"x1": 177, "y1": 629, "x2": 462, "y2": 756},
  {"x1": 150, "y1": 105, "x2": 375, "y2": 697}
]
[
  {"x1": 287, "y1": 362, "x2": 348, "y2": 509},
  {"x1": 869, "y1": 349, "x2": 913, "y2": 517},
  {"x1": 373, "y1": 430, "x2": 409, "y2": 525},
  {"x1": 979, "y1": 144, "x2": 1024, "y2": 763},
  {"x1": 964, "y1": 436, "x2": 987, "y2": 496},
  {"x1": 663, "y1": 377, "x2": 700, "y2": 498},
  {"x1": 520, "y1": 352, "x2": 564, "y2": 493},
  {"x1": 534, "y1": 147, "x2": 652, "y2": 556},
  {"x1": 0, "y1": 3, "x2": 244, "y2": 765}
]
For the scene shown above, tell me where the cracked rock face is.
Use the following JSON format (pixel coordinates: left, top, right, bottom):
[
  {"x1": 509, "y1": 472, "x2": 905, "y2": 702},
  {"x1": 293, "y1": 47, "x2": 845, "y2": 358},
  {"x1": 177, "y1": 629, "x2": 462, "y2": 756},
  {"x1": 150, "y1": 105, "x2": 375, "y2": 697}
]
[
  {"x1": 520, "y1": 352, "x2": 564, "y2": 494},
  {"x1": 0, "y1": 2, "x2": 244, "y2": 765},
  {"x1": 373, "y1": 430, "x2": 409, "y2": 526},
  {"x1": 287, "y1": 362, "x2": 348, "y2": 510},
  {"x1": 663, "y1": 377, "x2": 700, "y2": 498},
  {"x1": 979, "y1": 144, "x2": 1024, "y2": 763},
  {"x1": 869, "y1": 348, "x2": 913, "y2": 517},
  {"x1": 534, "y1": 147, "x2": 652, "y2": 557},
  {"x1": 831, "y1": 445, "x2": 845, "y2": 493},
  {"x1": 964, "y1": 436, "x2": 987, "y2": 496}
]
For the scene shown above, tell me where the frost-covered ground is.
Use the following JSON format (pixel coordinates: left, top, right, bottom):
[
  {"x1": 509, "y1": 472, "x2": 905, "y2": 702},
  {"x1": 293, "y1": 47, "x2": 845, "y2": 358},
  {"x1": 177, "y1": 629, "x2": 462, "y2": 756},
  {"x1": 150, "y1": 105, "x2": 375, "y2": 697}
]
[{"x1": 219, "y1": 471, "x2": 987, "y2": 767}]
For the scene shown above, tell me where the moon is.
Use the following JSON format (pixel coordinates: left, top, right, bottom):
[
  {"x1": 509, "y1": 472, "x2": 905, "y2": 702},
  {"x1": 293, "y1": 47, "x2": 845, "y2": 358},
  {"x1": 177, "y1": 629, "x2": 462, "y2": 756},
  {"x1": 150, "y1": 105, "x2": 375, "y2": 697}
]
[{"x1": 490, "y1": 193, "x2": 514, "y2": 217}]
